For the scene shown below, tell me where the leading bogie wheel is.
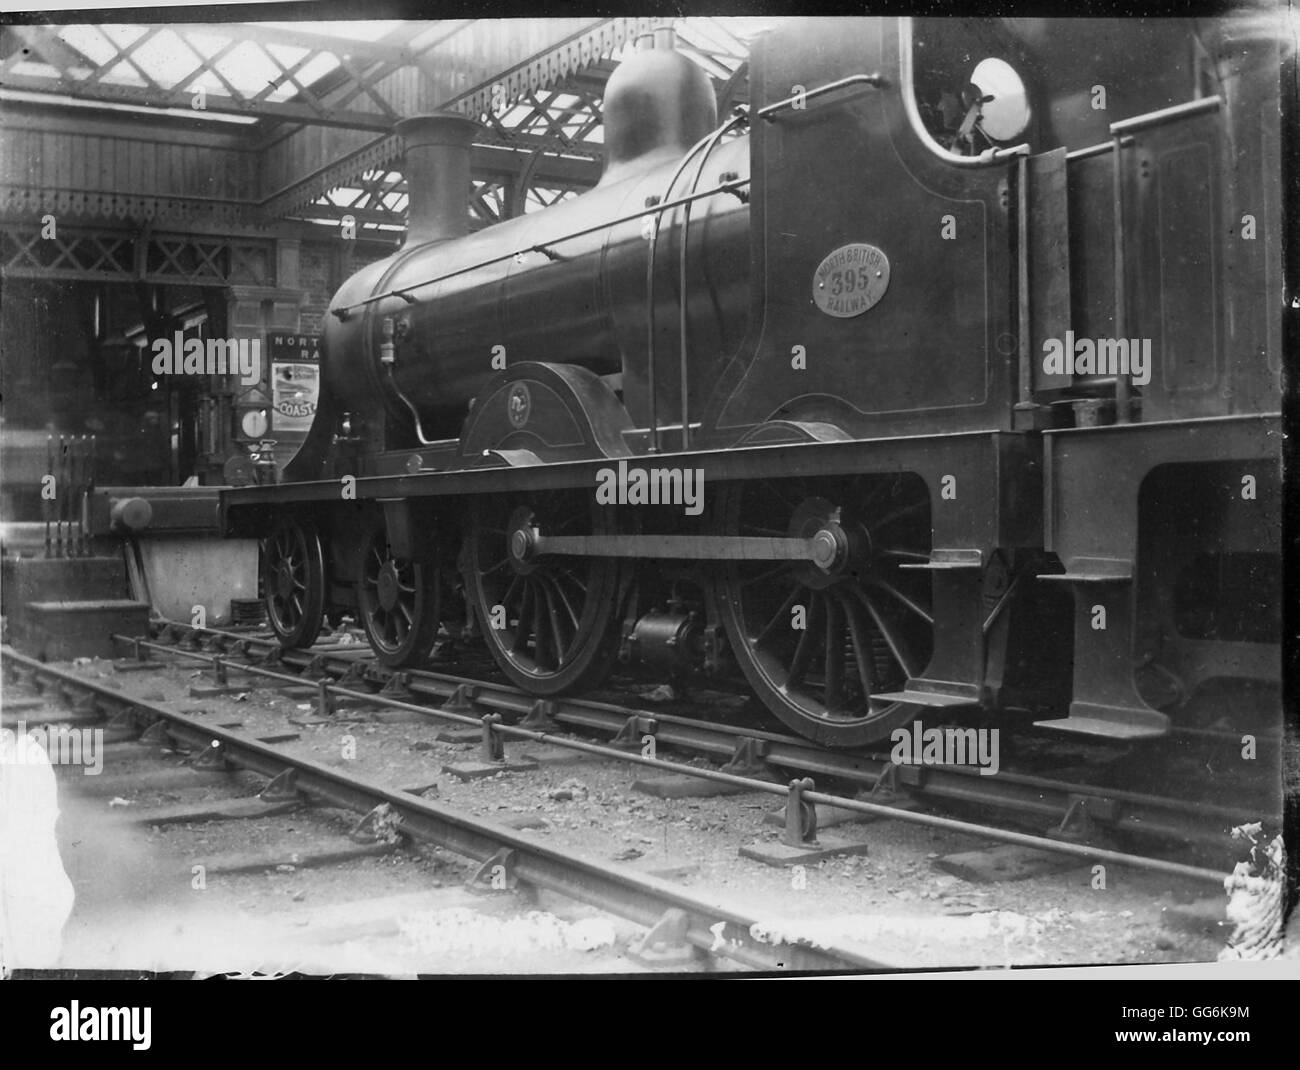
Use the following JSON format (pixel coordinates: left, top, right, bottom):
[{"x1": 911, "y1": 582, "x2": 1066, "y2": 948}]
[
  {"x1": 354, "y1": 516, "x2": 445, "y2": 668},
  {"x1": 263, "y1": 515, "x2": 327, "y2": 649}
]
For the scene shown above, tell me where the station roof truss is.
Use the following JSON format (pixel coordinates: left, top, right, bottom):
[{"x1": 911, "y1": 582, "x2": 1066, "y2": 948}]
[
  {"x1": 3, "y1": 20, "x2": 452, "y2": 130},
  {"x1": 0, "y1": 17, "x2": 765, "y2": 252}
]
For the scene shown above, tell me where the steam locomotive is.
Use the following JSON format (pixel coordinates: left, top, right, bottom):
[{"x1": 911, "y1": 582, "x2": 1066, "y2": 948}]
[{"x1": 221, "y1": 16, "x2": 1285, "y2": 750}]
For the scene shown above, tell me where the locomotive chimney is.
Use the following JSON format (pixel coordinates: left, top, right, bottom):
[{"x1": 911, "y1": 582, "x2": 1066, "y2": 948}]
[
  {"x1": 394, "y1": 112, "x2": 479, "y2": 245},
  {"x1": 599, "y1": 27, "x2": 717, "y2": 185}
]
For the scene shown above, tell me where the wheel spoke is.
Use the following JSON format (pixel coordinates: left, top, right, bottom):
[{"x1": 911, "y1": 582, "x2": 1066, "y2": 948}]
[
  {"x1": 501, "y1": 574, "x2": 522, "y2": 613},
  {"x1": 740, "y1": 560, "x2": 795, "y2": 589},
  {"x1": 398, "y1": 561, "x2": 413, "y2": 582},
  {"x1": 553, "y1": 564, "x2": 588, "y2": 595},
  {"x1": 870, "y1": 577, "x2": 934, "y2": 626},
  {"x1": 837, "y1": 590, "x2": 876, "y2": 701},
  {"x1": 853, "y1": 588, "x2": 919, "y2": 680},
  {"x1": 512, "y1": 584, "x2": 534, "y2": 652},
  {"x1": 754, "y1": 586, "x2": 802, "y2": 645},
  {"x1": 871, "y1": 500, "x2": 929, "y2": 532},
  {"x1": 532, "y1": 588, "x2": 549, "y2": 667},
  {"x1": 786, "y1": 594, "x2": 824, "y2": 686},
  {"x1": 545, "y1": 571, "x2": 581, "y2": 631},
  {"x1": 824, "y1": 595, "x2": 844, "y2": 708},
  {"x1": 541, "y1": 582, "x2": 567, "y2": 667}
]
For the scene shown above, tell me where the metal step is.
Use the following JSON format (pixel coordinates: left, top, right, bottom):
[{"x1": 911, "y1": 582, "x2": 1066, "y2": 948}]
[
  {"x1": 898, "y1": 548, "x2": 982, "y2": 571},
  {"x1": 1035, "y1": 556, "x2": 1132, "y2": 583},
  {"x1": 871, "y1": 690, "x2": 979, "y2": 709},
  {"x1": 1036, "y1": 572, "x2": 1132, "y2": 583}
]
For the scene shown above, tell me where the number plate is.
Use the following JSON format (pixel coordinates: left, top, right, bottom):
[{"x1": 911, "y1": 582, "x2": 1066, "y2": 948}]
[{"x1": 811, "y1": 243, "x2": 890, "y2": 318}]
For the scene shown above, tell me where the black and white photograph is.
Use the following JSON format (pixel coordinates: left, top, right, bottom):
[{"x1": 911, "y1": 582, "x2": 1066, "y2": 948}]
[{"x1": 0, "y1": 0, "x2": 1294, "y2": 1001}]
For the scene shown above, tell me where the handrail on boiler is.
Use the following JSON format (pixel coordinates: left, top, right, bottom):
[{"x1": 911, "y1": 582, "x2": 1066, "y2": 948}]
[
  {"x1": 643, "y1": 124, "x2": 731, "y2": 453},
  {"x1": 674, "y1": 113, "x2": 747, "y2": 452},
  {"x1": 331, "y1": 179, "x2": 751, "y2": 321}
]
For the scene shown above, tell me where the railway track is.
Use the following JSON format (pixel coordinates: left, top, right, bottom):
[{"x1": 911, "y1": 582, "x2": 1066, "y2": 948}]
[
  {"x1": 2, "y1": 644, "x2": 907, "y2": 973},
  {"x1": 104, "y1": 619, "x2": 1264, "y2": 886}
]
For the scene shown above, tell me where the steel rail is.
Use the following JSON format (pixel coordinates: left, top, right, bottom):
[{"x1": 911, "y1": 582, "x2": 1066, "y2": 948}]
[
  {"x1": 98, "y1": 629, "x2": 1244, "y2": 885},
  {"x1": 0, "y1": 645, "x2": 885, "y2": 973},
  {"x1": 137, "y1": 619, "x2": 1271, "y2": 827}
]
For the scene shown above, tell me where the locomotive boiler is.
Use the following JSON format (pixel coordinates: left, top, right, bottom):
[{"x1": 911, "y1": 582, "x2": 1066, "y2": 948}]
[
  {"x1": 319, "y1": 32, "x2": 750, "y2": 447},
  {"x1": 224, "y1": 16, "x2": 1285, "y2": 755}
]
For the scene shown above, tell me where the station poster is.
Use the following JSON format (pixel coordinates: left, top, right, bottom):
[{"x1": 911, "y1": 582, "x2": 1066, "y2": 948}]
[{"x1": 267, "y1": 333, "x2": 321, "y2": 434}]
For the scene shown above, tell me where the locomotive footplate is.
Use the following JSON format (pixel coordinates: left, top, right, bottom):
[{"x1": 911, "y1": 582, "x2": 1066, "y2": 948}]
[{"x1": 220, "y1": 428, "x2": 1037, "y2": 516}]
